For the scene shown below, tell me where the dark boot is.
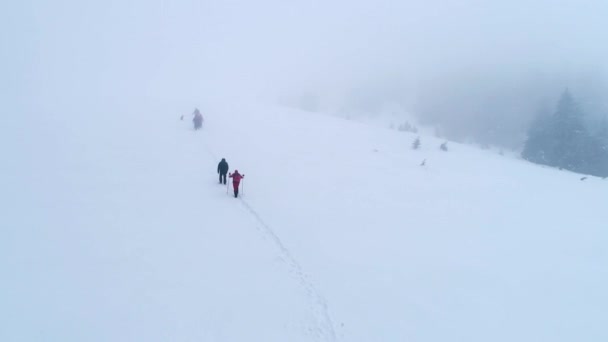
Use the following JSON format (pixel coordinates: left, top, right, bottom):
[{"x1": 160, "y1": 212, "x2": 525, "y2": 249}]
[{"x1": 234, "y1": 189, "x2": 239, "y2": 198}]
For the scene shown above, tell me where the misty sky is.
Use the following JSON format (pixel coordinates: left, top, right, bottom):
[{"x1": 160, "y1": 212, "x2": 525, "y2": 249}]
[{"x1": 3, "y1": 0, "x2": 608, "y2": 147}]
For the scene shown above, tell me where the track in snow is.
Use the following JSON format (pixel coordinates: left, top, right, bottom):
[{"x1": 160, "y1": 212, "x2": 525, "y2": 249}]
[
  {"x1": 238, "y1": 199, "x2": 337, "y2": 341},
  {"x1": 203, "y1": 139, "x2": 337, "y2": 341}
]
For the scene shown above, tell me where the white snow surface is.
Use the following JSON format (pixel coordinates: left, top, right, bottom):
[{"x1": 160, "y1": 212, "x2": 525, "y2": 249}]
[{"x1": 2, "y1": 101, "x2": 607, "y2": 341}]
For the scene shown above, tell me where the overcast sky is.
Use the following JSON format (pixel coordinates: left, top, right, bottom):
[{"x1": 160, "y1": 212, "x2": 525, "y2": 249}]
[{"x1": 4, "y1": 0, "x2": 608, "y2": 145}]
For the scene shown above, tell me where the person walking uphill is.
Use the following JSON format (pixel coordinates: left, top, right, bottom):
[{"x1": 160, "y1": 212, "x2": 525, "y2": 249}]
[
  {"x1": 217, "y1": 158, "x2": 229, "y2": 184},
  {"x1": 229, "y1": 170, "x2": 245, "y2": 198},
  {"x1": 192, "y1": 108, "x2": 203, "y2": 130}
]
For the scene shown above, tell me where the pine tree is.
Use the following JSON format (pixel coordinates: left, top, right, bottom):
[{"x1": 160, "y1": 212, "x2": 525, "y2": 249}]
[
  {"x1": 522, "y1": 113, "x2": 555, "y2": 165},
  {"x1": 522, "y1": 89, "x2": 606, "y2": 176},
  {"x1": 523, "y1": 104, "x2": 553, "y2": 162},
  {"x1": 412, "y1": 137, "x2": 421, "y2": 150},
  {"x1": 552, "y1": 90, "x2": 587, "y2": 171}
]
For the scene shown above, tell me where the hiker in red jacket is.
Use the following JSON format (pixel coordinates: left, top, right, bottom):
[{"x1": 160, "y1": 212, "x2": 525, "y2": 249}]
[{"x1": 229, "y1": 170, "x2": 245, "y2": 198}]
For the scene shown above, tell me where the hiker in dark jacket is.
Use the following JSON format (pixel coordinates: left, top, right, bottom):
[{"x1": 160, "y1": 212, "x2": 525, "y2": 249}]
[{"x1": 217, "y1": 158, "x2": 229, "y2": 184}]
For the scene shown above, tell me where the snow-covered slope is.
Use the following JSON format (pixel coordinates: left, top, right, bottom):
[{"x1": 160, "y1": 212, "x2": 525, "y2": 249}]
[{"x1": 2, "y1": 101, "x2": 607, "y2": 341}]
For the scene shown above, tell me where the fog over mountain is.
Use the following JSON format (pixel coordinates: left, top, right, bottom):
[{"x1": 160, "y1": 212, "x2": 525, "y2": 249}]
[
  {"x1": 3, "y1": 2, "x2": 608, "y2": 341},
  {"x1": 4, "y1": 0, "x2": 608, "y2": 148}
]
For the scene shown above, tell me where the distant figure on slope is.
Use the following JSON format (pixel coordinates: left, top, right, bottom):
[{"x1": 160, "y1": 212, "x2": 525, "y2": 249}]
[
  {"x1": 192, "y1": 108, "x2": 203, "y2": 130},
  {"x1": 229, "y1": 170, "x2": 245, "y2": 198},
  {"x1": 217, "y1": 158, "x2": 229, "y2": 184}
]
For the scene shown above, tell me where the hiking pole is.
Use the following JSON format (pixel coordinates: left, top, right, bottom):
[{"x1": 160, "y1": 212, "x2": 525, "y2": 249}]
[{"x1": 241, "y1": 179, "x2": 244, "y2": 197}]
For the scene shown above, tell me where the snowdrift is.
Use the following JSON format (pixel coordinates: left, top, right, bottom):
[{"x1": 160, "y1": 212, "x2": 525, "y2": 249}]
[{"x1": 2, "y1": 101, "x2": 607, "y2": 341}]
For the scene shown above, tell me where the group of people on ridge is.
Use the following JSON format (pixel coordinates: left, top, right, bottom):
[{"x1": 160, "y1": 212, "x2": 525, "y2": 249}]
[
  {"x1": 183, "y1": 108, "x2": 244, "y2": 198},
  {"x1": 192, "y1": 108, "x2": 203, "y2": 130},
  {"x1": 217, "y1": 158, "x2": 245, "y2": 198},
  {"x1": 180, "y1": 108, "x2": 204, "y2": 130}
]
